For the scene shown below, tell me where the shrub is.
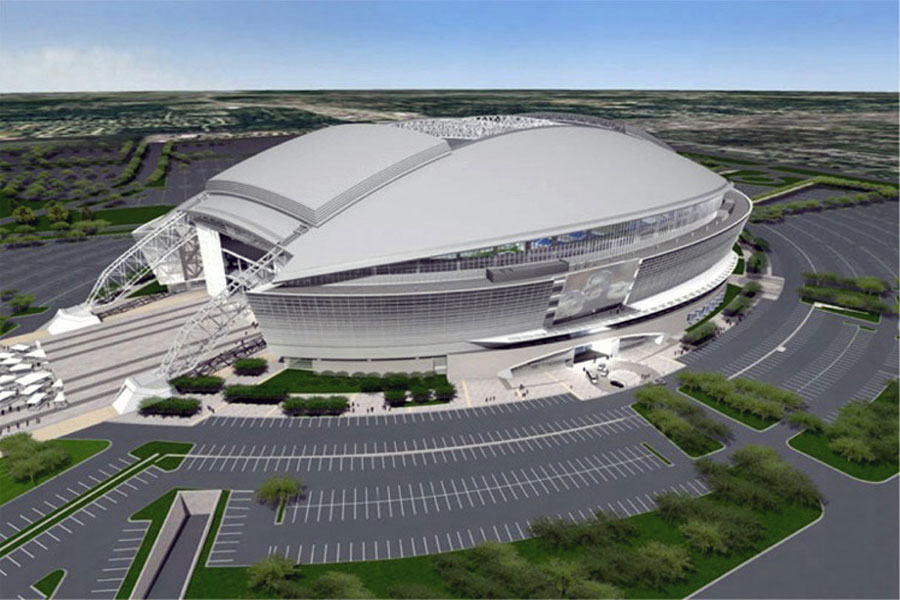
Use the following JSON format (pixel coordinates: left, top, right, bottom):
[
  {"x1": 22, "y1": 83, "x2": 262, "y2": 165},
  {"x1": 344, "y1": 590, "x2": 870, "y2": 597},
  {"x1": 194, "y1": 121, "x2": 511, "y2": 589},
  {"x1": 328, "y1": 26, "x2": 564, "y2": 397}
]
[
  {"x1": 248, "y1": 554, "x2": 299, "y2": 595},
  {"x1": 282, "y1": 396, "x2": 349, "y2": 417},
  {"x1": 313, "y1": 572, "x2": 374, "y2": 599},
  {"x1": 747, "y1": 251, "x2": 768, "y2": 274},
  {"x1": 170, "y1": 375, "x2": 225, "y2": 394},
  {"x1": 786, "y1": 410, "x2": 825, "y2": 432},
  {"x1": 741, "y1": 281, "x2": 763, "y2": 297},
  {"x1": 233, "y1": 357, "x2": 268, "y2": 376},
  {"x1": 138, "y1": 396, "x2": 201, "y2": 417},
  {"x1": 224, "y1": 385, "x2": 287, "y2": 404},
  {"x1": 433, "y1": 382, "x2": 457, "y2": 402},
  {"x1": 0, "y1": 288, "x2": 17, "y2": 301},
  {"x1": 9, "y1": 293, "x2": 36, "y2": 313},
  {"x1": 636, "y1": 541, "x2": 692, "y2": 588},
  {"x1": 384, "y1": 389, "x2": 408, "y2": 407},
  {"x1": 682, "y1": 321, "x2": 718, "y2": 345}
]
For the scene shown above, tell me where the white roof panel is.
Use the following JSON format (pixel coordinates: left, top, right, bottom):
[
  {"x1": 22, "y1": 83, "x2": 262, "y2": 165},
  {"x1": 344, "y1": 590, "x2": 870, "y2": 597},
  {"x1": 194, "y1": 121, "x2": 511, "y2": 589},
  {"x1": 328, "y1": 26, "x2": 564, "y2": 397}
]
[
  {"x1": 272, "y1": 125, "x2": 727, "y2": 282},
  {"x1": 208, "y1": 124, "x2": 449, "y2": 226}
]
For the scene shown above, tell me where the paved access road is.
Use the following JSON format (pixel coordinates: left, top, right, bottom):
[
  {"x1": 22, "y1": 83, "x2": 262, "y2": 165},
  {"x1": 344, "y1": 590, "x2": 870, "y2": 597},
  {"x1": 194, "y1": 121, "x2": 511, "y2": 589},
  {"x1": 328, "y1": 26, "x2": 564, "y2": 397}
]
[{"x1": 0, "y1": 203, "x2": 897, "y2": 599}]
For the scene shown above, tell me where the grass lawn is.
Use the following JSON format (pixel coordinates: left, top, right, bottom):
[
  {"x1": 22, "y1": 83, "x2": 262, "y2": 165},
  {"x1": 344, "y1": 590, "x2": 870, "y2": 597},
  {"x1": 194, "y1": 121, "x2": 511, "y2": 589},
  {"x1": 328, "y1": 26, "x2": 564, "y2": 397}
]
[
  {"x1": 788, "y1": 433, "x2": 897, "y2": 482},
  {"x1": 264, "y1": 369, "x2": 449, "y2": 394},
  {"x1": 93, "y1": 205, "x2": 174, "y2": 226},
  {"x1": 127, "y1": 279, "x2": 168, "y2": 298},
  {"x1": 686, "y1": 284, "x2": 741, "y2": 333},
  {"x1": 817, "y1": 305, "x2": 880, "y2": 324},
  {"x1": 33, "y1": 568, "x2": 65, "y2": 598},
  {"x1": 0, "y1": 439, "x2": 110, "y2": 506},
  {"x1": 679, "y1": 387, "x2": 776, "y2": 431},
  {"x1": 116, "y1": 488, "x2": 190, "y2": 599},
  {"x1": 0, "y1": 321, "x2": 19, "y2": 337},
  {"x1": 631, "y1": 403, "x2": 723, "y2": 458},
  {"x1": 733, "y1": 258, "x2": 745, "y2": 275},
  {"x1": 185, "y1": 492, "x2": 820, "y2": 600},
  {"x1": 10, "y1": 305, "x2": 49, "y2": 317},
  {"x1": 130, "y1": 441, "x2": 194, "y2": 471},
  {"x1": 640, "y1": 442, "x2": 672, "y2": 466}
]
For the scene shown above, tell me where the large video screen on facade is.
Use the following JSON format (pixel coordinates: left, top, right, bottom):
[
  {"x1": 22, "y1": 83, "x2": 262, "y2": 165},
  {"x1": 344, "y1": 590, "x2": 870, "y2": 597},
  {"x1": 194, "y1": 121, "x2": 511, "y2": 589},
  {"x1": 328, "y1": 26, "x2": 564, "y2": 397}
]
[{"x1": 553, "y1": 258, "x2": 640, "y2": 323}]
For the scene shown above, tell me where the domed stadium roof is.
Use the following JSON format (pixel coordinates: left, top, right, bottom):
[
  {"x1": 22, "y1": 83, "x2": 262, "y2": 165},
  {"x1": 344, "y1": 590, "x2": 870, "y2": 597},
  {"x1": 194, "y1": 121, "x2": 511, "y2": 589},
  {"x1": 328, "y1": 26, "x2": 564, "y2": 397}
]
[{"x1": 186, "y1": 115, "x2": 729, "y2": 283}]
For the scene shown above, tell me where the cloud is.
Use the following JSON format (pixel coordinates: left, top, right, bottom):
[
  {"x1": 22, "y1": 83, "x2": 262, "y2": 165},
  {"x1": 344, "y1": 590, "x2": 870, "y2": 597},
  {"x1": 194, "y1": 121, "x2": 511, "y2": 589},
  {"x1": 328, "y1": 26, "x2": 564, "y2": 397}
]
[{"x1": 0, "y1": 46, "x2": 205, "y2": 92}]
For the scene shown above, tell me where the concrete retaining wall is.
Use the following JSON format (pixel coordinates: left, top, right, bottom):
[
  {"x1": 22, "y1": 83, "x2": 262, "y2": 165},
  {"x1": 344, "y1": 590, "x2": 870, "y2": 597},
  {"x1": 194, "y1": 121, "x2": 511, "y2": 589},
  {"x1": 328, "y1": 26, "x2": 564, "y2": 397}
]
[{"x1": 132, "y1": 495, "x2": 189, "y2": 599}]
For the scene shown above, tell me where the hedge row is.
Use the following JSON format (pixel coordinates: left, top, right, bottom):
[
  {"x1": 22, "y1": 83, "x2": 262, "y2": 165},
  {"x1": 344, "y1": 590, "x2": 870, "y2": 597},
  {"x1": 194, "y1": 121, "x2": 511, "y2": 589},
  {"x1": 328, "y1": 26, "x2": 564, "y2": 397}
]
[
  {"x1": 799, "y1": 285, "x2": 896, "y2": 316},
  {"x1": 802, "y1": 272, "x2": 891, "y2": 296},
  {"x1": 751, "y1": 187, "x2": 897, "y2": 223},
  {"x1": 138, "y1": 396, "x2": 202, "y2": 417},
  {"x1": 171, "y1": 376, "x2": 225, "y2": 394},
  {"x1": 224, "y1": 385, "x2": 288, "y2": 404},
  {"x1": 114, "y1": 141, "x2": 148, "y2": 186},
  {"x1": 233, "y1": 358, "x2": 268, "y2": 376},
  {"x1": 679, "y1": 372, "x2": 804, "y2": 423},
  {"x1": 682, "y1": 321, "x2": 718, "y2": 346},
  {"x1": 282, "y1": 396, "x2": 349, "y2": 417},
  {"x1": 145, "y1": 141, "x2": 173, "y2": 186}
]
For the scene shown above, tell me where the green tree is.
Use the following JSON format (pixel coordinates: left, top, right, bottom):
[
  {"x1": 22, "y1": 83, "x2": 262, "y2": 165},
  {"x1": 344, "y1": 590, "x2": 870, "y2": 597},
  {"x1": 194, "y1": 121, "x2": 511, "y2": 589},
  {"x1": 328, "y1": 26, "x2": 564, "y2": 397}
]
[
  {"x1": 12, "y1": 205, "x2": 35, "y2": 224},
  {"x1": 248, "y1": 554, "x2": 299, "y2": 594},
  {"x1": 637, "y1": 541, "x2": 693, "y2": 588},
  {"x1": 256, "y1": 476, "x2": 304, "y2": 508},
  {"x1": 829, "y1": 436, "x2": 876, "y2": 463},
  {"x1": 541, "y1": 558, "x2": 584, "y2": 598},
  {"x1": 9, "y1": 294, "x2": 36, "y2": 314},
  {"x1": 680, "y1": 519, "x2": 729, "y2": 554},
  {"x1": 313, "y1": 572, "x2": 374, "y2": 599},
  {"x1": 567, "y1": 579, "x2": 622, "y2": 599},
  {"x1": 786, "y1": 410, "x2": 825, "y2": 432},
  {"x1": 0, "y1": 288, "x2": 17, "y2": 301},
  {"x1": 46, "y1": 202, "x2": 69, "y2": 223}
]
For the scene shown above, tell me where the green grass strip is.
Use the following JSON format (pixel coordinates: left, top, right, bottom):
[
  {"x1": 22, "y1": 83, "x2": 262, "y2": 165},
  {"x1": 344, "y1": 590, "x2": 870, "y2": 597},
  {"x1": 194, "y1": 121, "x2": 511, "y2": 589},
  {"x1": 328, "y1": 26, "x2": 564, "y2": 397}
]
[
  {"x1": 116, "y1": 488, "x2": 190, "y2": 599},
  {"x1": 33, "y1": 568, "x2": 65, "y2": 598},
  {"x1": 788, "y1": 433, "x2": 897, "y2": 482},
  {"x1": 0, "y1": 454, "x2": 157, "y2": 558},
  {"x1": 275, "y1": 497, "x2": 286, "y2": 524},
  {"x1": 10, "y1": 306, "x2": 49, "y2": 318},
  {"x1": 640, "y1": 442, "x2": 672, "y2": 466},
  {"x1": 788, "y1": 381, "x2": 898, "y2": 482},
  {"x1": 679, "y1": 387, "x2": 777, "y2": 431},
  {"x1": 0, "y1": 439, "x2": 109, "y2": 506},
  {"x1": 686, "y1": 284, "x2": 742, "y2": 333},
  {"x1": 185, "y1": 489, "x2": 230, "y2": 597},
  {"x1": 131, "y1": 441, "x2": 194, "y2": 471},
  {"x1": 631, "y1": 403, "x2": 723, "y2": 458},
  {"x1": 818, "y1": 305, "x2": 881, "y2": 323}
]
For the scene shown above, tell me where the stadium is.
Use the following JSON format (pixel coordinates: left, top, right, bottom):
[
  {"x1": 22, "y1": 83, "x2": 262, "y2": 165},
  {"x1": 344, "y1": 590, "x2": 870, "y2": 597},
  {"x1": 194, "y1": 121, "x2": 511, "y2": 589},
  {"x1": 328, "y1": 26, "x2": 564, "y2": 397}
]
[{"x1": 69, "y1": 114, "x2": 751, "y2": 388}]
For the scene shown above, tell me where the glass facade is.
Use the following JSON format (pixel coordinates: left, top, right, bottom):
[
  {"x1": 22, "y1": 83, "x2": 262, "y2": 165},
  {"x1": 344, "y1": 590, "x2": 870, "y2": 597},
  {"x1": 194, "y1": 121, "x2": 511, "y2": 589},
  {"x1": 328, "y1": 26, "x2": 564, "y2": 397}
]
[
  {"x1": 281, "y1": 196, "x2": 722, "y2": 288},
  {"x1": 248, "y1": 280, "x2": 553, "y2": 348}
]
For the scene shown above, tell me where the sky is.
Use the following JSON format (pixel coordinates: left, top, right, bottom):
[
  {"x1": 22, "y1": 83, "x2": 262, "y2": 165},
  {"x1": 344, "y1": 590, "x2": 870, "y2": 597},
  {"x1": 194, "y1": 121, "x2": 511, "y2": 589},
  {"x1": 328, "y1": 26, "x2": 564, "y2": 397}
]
[{"x1": 0, "y1": 0, "x2": 897, "y2": 93}]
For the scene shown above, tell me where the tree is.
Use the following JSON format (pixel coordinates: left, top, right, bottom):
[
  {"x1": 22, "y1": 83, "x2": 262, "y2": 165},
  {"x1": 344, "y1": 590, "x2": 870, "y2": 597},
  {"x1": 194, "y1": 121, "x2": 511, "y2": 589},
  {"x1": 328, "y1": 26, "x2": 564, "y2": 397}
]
[
  {"x1": 12, "y1": 205, "x2": 35, "y2": 224},
  {"x1": 829, "y1": 436, "x2": 876, "y2": 463},
  {"x1": 748, "y1": 251, "x2": 768, "y2": 274},
  {"x1": 248, "y1": 554, "x2": 299, "y2": 594},
  {"x1": 0, "y1": 288, "x2": 17, "y2": 301},
  {"x1": 46, "y1": 202, "x2": 69, "y2": 223},
  {"x1": 566, "y1": 579, "x2": 622, "y2": 599},
  {"x1": 256, "y1": 476, "x2": 304, "y2": 508},
  {"x1": 541, "y1": 557, "x2": 584, "y2": 597},
  {"x1": 637, "y1": 541, "x2": 692, "y2": 588},
  {"x1": 786, "y1": 410, "x2": 825, "y2": 432},
  {"x1": 312, "y1": 572, "x2": 373, "y2": 599},
  {"x1": 680, "y1": 519, "x2": 729, "y2": 554},
  {"x1": 9, "y1": 294, "x2": 36, "y2": 314}
]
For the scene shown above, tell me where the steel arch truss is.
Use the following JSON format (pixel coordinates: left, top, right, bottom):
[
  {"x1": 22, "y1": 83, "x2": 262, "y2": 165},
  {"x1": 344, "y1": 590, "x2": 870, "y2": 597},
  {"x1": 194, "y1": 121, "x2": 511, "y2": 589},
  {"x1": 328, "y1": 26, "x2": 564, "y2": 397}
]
[
  {"x1": 86, "y1": 209, "x2": 198, "y2": 309},
  {"x1": 156, "y1": 244, "x2": 288, "y2": 379}
]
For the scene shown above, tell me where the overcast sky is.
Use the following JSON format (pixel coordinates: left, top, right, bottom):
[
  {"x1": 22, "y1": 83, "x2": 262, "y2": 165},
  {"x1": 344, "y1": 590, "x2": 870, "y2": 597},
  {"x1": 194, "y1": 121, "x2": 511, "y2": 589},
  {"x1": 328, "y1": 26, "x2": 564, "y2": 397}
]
[{"x1": 1, "y1": 0, "x2": 897, "y2": 93}]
